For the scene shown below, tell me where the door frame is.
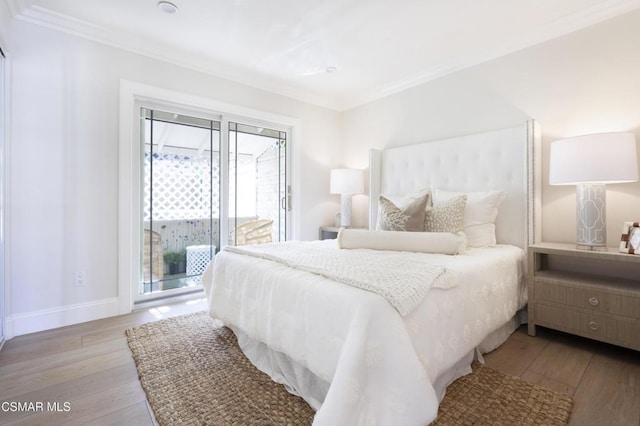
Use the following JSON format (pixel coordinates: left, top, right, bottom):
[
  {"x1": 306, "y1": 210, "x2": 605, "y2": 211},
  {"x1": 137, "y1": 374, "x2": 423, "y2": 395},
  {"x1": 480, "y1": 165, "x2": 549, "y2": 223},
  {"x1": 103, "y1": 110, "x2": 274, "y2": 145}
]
[
  {"x1": 119, "y1": 80, "x2": 300, "y2": 313},
  {"x1": 0, "y1": 47, "x2": 7, "y2": 346}
]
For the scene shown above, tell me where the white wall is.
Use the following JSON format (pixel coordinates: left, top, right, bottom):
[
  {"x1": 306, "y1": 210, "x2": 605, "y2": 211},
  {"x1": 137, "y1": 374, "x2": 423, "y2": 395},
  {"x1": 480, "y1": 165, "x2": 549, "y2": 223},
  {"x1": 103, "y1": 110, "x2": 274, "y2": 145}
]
[
  {"x1": 341, "y1": 9, "x2": 640, "y2": 243},
  {"x1": 7, "y1": 20, "x2": 341, "y2": 335},
  {"x1": 0, "y1": 1, "x2": 10, "y2": 47}
]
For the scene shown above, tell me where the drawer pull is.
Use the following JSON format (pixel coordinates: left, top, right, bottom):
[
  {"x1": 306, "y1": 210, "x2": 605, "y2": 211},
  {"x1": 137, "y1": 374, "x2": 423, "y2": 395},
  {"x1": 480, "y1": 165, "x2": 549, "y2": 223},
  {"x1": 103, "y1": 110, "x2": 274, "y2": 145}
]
[
  {"x1": 588, "y1": 297, "x2": 600, "y2": 307},
  {"x1": 588, "y1": 321, "x2": 599, "y2": 331}
]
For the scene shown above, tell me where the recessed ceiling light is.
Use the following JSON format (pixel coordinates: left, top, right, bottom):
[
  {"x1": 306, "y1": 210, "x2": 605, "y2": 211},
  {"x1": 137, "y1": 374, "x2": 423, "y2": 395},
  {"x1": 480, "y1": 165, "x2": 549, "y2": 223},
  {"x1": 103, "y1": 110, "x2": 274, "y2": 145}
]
[
  {"x1": 158, "y1": 1, "x2": 178, "y2": 14},
  {"x1": 325, "y1": 66, "x2": 338, "y2": 73}
]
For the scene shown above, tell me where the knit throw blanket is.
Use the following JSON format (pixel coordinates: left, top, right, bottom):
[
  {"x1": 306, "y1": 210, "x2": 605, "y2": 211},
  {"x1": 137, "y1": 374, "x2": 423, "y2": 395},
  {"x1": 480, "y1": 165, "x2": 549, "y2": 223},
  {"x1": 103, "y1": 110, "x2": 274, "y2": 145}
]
[{"x1": 223, "y1": 241, "x2": 454, "y2": 316}]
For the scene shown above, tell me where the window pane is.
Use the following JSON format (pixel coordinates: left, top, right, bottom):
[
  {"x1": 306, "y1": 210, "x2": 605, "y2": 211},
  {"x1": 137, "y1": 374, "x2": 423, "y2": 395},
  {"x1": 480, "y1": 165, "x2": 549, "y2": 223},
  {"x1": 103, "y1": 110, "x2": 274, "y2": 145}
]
[
  {"x1": 228, "y1": 122, "x2": 287, "y2": 246},
  {"x1": 141, "y1": 108, "x2": 220, "y2": 295}
]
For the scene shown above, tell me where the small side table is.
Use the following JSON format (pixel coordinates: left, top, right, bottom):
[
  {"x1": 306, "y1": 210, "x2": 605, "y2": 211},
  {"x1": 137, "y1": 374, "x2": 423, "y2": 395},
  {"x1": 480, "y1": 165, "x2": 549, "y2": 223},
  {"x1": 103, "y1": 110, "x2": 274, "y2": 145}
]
[
  {"x1": 528, "y1": 242, "x2": 640, "y2": 351},
  {"x1": 319, "y1": 226, "x2": 366, "y2": 240},
  {"x1": 319, "y1": 226, "x2": 341, "y2": 240}
]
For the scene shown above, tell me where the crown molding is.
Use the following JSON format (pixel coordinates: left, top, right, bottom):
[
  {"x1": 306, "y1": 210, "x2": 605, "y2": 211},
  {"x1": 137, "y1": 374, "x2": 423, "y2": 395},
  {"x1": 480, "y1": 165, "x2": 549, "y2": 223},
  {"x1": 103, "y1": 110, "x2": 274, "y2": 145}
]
[
  {"x1": 340, "y1": 0, "x2": 640, "y2": 111},
  {"x1": 8, "y1": 0, "x2": 640, "y2": 112},
  {"x1": 10, "y1": 2, "x2": 341, "y2": 111}
]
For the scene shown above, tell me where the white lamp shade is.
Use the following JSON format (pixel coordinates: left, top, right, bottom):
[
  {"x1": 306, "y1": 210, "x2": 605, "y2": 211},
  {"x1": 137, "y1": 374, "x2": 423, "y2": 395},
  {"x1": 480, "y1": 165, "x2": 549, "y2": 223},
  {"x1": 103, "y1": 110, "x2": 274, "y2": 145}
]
[
  {"x1": 330, "y1": 169, "x2": 364, "y2": 194},
  {"x1": 549, "y1": 132, "x2": 639, "y2": 185}
]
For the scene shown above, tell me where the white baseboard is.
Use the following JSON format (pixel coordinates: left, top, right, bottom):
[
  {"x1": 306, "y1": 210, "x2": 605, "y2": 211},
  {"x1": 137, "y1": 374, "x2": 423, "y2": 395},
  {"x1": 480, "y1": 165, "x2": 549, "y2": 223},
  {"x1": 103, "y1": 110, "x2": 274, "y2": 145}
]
[{"x1": 5, "y1": 297, "x2": 121, "y2": 338}]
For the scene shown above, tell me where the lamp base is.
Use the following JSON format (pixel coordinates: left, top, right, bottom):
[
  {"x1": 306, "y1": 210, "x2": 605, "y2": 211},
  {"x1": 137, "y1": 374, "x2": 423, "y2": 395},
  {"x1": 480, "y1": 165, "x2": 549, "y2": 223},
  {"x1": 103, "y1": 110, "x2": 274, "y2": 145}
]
[
  {"x1": 340, "y1": 194, "x2": 353, "y2": 227},
  {"x1": 575, "y1": 244, "x2": 608, "y2": 252},
  {"x1": 575, "y1": 184, "x2": 607, "y2": 250}
]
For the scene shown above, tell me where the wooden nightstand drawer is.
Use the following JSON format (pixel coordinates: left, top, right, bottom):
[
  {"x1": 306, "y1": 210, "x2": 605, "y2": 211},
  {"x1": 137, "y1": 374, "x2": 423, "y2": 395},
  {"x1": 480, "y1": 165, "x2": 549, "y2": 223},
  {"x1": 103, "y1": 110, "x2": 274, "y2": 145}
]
[
  {"x1": 534, "y1": 278, "x2": 640, "y2": 319},
  {"x1": 528, "y1": 242, "x2": 640, "y2": 351},
  {"x1": 534, "y1": 303, "x2": 640, "y2": 350}
]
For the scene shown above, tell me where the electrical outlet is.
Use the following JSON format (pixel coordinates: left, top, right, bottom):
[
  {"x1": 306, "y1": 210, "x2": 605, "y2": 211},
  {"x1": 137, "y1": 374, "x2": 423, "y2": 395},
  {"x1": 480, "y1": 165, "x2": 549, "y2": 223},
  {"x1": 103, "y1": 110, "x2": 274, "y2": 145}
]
[{"x1": 74, "y1": 271, "x2": 86, "y2": 287}]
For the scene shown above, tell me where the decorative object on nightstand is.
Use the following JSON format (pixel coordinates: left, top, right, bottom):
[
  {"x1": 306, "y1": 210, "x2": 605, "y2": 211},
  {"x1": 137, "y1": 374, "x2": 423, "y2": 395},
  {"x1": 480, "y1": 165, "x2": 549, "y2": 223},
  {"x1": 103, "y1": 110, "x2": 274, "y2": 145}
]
[
  {"x1": 330, "y1": 168, "x2": 364, "y2": 228},
  {"x1": 528, "y1": 242, "x2": 640, "y2": 351},
  {"x1": 549, "y1": 132, "x2": 638, "y2": 250},
  {"x1": 620, "y1": 221, "x2": 640, "y2": 254}
]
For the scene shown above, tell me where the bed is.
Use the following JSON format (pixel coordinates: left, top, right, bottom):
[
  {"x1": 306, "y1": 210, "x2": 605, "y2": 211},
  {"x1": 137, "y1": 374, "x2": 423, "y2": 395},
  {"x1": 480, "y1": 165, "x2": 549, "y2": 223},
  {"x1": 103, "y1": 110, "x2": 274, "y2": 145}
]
[{"x1": 203, "y1": 122, "x2": 540, "y2": 425}]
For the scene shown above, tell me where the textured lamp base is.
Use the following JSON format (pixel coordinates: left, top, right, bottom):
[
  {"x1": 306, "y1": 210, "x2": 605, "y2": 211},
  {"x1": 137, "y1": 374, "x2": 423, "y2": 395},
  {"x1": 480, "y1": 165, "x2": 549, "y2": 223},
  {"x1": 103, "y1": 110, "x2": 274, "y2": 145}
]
[
  {"x1": 340, "y1": 194, "x2": 353, "y2": 227},
  {"x1": 576, "y1": 184, "x2": 607, "y2": 251}
]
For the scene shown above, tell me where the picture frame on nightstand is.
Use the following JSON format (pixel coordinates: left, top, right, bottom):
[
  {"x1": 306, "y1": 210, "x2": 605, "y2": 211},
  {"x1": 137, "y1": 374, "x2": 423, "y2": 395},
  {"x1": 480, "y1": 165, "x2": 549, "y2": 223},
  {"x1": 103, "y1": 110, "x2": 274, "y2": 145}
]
[{"x1": 619, "y1": 221, "x2": 640, "y2": 254}]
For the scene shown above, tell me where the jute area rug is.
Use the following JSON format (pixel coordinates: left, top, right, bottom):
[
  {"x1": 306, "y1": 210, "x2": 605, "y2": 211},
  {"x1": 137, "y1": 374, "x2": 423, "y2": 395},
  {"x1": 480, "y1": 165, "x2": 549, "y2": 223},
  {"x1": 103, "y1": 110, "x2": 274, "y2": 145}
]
[{"x1": 126, "y1": 312, "x2": 573, "y2": 425}]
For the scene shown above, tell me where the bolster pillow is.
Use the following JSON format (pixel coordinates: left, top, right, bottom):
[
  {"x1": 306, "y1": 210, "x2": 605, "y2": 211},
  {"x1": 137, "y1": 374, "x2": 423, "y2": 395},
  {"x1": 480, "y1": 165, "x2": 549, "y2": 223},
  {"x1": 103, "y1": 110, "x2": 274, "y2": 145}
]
[{"x1": 337, "y1": 228, "x2": 466, "y2": 255}]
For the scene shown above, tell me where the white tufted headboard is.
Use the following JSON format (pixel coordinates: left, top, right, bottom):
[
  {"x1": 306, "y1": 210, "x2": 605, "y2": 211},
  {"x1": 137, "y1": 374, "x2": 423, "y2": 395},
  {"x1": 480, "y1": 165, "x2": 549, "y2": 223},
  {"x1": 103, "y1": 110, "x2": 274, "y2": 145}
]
[{"x1": 369, "y1": 122, "x2": 541, "y2": 249}]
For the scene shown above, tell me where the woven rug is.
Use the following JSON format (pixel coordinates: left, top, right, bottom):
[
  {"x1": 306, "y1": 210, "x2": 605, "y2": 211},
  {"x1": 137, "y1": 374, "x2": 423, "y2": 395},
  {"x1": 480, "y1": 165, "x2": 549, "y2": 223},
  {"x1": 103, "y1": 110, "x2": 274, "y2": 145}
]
[{"x1": 126, "y1": 312, "x2": 573, "y2": 425}]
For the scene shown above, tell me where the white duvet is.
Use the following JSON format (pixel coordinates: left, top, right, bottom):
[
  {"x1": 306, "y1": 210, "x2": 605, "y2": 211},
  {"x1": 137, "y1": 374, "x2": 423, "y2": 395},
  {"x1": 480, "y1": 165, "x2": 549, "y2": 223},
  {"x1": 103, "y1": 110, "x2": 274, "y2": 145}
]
[{"x1": 202, "y1": 240, "x2": 525, "y2": 425}]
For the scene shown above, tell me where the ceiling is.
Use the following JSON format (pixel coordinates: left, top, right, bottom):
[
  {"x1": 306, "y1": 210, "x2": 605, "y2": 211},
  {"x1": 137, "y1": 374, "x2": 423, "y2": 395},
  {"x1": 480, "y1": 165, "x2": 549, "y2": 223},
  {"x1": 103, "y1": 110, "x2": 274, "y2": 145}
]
[{"x1": 7, "y1": 0, "x2": 640, "y2": 110}]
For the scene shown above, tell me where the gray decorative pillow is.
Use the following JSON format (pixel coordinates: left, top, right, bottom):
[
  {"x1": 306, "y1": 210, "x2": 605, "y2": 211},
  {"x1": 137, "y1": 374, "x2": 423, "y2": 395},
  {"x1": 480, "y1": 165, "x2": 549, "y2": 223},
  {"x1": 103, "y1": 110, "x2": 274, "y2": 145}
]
[
  {"x1": 424, "y1": 194, "x2": 467, "y2": 233},
  {"x1": 376, "y1": 194, "x2": 429, "y2": 232}
]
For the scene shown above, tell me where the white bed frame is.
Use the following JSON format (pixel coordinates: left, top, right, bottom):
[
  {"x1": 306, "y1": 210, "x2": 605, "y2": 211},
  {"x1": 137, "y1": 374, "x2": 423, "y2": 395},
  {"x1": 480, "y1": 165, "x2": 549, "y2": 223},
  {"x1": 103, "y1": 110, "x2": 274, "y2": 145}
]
[{"x1": 369, "y1": 121, "x2": 541, "y2": 249}]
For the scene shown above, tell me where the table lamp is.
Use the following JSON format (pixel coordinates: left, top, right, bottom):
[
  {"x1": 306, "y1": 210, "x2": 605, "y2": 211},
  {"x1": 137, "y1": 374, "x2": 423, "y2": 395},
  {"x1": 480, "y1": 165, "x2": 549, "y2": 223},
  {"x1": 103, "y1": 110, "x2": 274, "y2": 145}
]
[
  {"x1": 549, "y1": 132, "x2": 638, "y2": 250},
  {"x1": 330, "y1": 168, "x2": 364, "y2": 227}
]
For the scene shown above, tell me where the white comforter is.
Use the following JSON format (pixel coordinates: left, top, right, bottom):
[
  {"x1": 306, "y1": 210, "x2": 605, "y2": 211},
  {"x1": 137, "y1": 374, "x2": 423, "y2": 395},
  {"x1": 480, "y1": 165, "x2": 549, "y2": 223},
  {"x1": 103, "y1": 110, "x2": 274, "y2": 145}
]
[
  {"x1": 224, "y1": 241, "x2": 452, "y2": 316},
  {"x1": 203, "y1": 240, "x2": 525, "y2": 425}
]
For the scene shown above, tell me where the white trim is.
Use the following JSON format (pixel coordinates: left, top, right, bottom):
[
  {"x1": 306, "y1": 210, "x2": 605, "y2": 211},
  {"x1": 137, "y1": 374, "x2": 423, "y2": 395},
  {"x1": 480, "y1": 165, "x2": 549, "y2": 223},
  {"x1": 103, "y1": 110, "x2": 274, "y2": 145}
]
[
  {"x1": 219, "y1": 116, "x2": 230, "y2": 249},
  {"x1": 6, "y1": 297, "x2": 120, "y2": 337},
  {"x1": 134, "y1": 284, "x2": 204, "y2": 305},
  {"x1": 527, "y1": 120, "x2": 543, "y2": 246},
  {"x1": 9, "y1": 0, "x2": 640, "y2": 111},
  {"x1": 133, "y1": 288, "x2": 205, "y2": 312},
  {"x1": 368, "y1": 149, "x2": 382, "y2": 230},
  {"x1": 336, "y1": 0, "x2": 640, "y2": 110},
  {"x1": 1, "y1": 50, "x2": 10, "y2": 344},
  {"x1": 10, "y1": 4, "x2": 337, "y2": 110},
  {"x1": 119, "y1": 80, "x2": 301, "y2": 314}
]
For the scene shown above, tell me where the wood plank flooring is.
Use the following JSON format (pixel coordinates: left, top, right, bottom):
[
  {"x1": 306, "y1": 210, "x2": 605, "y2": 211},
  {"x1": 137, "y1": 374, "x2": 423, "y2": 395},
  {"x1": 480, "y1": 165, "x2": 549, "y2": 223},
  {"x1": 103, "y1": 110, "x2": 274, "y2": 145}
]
[
  {"x1": 483, "y1": 326, "x2": 640, "y2": 426},
  {"x1": 1, "y1": 299, "x2": 639, "y2": 425}
]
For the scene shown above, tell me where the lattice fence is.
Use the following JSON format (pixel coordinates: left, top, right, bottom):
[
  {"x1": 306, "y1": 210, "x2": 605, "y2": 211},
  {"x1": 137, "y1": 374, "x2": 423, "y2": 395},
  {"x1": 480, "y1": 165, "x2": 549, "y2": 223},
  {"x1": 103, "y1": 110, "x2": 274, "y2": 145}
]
[{"x1": 143, "y1": 151, "x2": 220, "y2": 221}]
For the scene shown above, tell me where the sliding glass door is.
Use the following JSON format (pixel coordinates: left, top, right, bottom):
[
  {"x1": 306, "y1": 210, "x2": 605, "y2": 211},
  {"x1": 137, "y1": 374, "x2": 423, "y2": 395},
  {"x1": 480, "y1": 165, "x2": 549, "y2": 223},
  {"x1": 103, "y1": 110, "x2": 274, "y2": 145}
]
[
  {"x1": 141, "y1": 109, "x2": 220, "y2": 296},
  {"x1": 138, "y1": 109, "x2": 290, "y2": 299},
  {"x1": 228, "y1": 122, "x2": 289, "y2": 246}
]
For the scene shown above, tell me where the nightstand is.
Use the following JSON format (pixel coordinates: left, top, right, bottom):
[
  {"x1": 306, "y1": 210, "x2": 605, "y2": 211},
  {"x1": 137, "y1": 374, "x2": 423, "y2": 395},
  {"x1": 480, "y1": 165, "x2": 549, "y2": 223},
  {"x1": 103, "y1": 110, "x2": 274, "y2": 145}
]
[
  {"x1": 319, "y1": 226, "x2": 366, "y2": 240},
  {"x1": 528, "y1": 242, "x2": 640, "y2": 351},
  {"x1": 319, "y1": 226, "x2": 340, "y2": 240}
]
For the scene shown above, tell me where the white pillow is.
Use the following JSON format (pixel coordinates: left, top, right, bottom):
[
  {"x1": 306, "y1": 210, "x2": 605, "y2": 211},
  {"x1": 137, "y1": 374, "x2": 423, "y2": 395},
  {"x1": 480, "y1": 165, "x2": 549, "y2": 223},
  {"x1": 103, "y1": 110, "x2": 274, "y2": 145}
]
[
  {"x1": 434, "y1": 189, "x2": 506, "y2": 247},
  {"x1": 424, "y1": 194, "x2": 466, "y2": 233},
  {"x1": 338, "y1": 228, "x2": 466, "y2": 255}
]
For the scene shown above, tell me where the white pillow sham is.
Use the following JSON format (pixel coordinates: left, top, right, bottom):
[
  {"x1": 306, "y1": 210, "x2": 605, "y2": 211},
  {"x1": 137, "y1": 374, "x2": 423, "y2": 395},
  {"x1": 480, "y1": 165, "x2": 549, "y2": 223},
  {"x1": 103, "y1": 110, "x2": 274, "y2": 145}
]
[
  {"x1": 338, "y1": 228, "x2": 466, "y2": 255},
  {"x1": 424, "y1": 194, "x2": 466, "y2": 233},
  {"x1": 434, "y1": 189, "x2": 506, "y2": 247}
]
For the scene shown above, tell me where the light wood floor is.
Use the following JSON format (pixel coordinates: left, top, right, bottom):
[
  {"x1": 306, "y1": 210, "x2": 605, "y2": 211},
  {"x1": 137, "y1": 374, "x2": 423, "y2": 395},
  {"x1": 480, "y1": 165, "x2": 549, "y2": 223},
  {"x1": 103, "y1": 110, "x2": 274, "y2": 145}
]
[{"x1": 1, "y1": 299, "x2": 639, "y2": 425}]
